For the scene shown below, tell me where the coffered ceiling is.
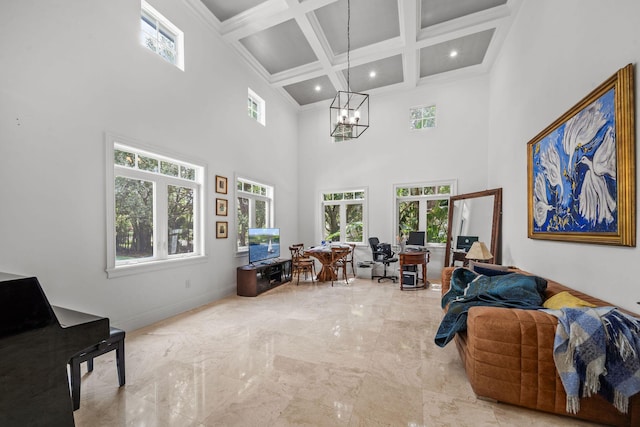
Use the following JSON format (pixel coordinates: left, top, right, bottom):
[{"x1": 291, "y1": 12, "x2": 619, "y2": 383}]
[{"x1": 186, "y1": 0, "x2": 522, "y2": 108}]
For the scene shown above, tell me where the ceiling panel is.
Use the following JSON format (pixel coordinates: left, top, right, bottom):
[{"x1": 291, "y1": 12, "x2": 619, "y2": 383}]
[
  {"x1": 421, "y1": 0, "x2": 507, "y2": 28},
  {"x1": 341, "y1": 55, "x2": 403, "y2": 92},
  {"x1": 239, "y1": 19, "x2": 318, "y2": 74},
  {"x1": 284, "y1": 76, "x2": 337, "y2": 106},
  {"x1": 419, "y1": 29, "x2": 495, "y2": 77},
  {"x1": 200, "y1": 0, "x2": 267, "y2": 22},
  {"x1": 314, "y1": 0, "x2": 400, "y2": 55},
  {"x1": 193, "y1": 0, "x2": 521, "y2": 108}
]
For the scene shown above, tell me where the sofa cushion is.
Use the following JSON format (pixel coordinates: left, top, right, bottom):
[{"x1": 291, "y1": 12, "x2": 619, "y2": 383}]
[
  {"x1": 468, "y1": 260, "x2": 509, "y2": 272},
  {"x1": 543, "y1": 291, "x2": 596, "y2": 309}
]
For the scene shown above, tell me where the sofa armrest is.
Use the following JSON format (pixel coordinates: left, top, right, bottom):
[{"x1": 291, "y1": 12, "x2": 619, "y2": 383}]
[
  {"x1": 441, "y1": 267, "x2": 456, "y2": 296},
  {"x1": 464, "y1": 306, "x2": 564, "y2": 411}
]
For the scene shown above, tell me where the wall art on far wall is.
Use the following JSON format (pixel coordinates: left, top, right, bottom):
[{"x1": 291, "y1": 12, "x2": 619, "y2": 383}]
[
  {"x1": 527, "y1": 63, "x2": 635, "y2": 246},
  {"x1": 216, "y1": 221, "x2": 228, "y2": 239},
  {"x1": 216, "y1": 198, "x2": 228, "y2": 216},
  {"x1": 215, "y1": 175, "x2": 228, "y2": 194}
]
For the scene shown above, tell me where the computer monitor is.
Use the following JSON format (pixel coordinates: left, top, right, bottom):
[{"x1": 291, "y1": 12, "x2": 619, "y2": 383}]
[
  {"x1": 456, "y1": 235, "x2": 478, "y2": 252},
  {"x1": 406, "y1": 231, "x2": 425, "y2": 246}
]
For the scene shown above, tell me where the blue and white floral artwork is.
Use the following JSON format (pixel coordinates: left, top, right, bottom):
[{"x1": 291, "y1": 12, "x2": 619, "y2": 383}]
[{"x1": 531, "y1": 88, "x2": 617, "y2": 234}]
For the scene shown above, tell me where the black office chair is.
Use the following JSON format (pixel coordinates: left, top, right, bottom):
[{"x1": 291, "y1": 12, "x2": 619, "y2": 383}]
[{"x1": 368, "y1": 237, "x2": 398, "y2": 283}]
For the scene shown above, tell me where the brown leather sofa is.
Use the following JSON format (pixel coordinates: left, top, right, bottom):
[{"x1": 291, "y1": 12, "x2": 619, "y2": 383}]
[{"x1": 441, "y1": 266, "x2": 640, "y2": 426}]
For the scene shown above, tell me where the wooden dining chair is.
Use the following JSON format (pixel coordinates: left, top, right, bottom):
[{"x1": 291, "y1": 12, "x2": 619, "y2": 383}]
[
  {"x1": 289, "y1": 244, "x2": 315, "y2": 285},
  {"x1": 345, "y1": 243, "x2": 356, "y2": 277},
  {"x1": 330, "y1": 246, "x2": 350, "y2": 286}
]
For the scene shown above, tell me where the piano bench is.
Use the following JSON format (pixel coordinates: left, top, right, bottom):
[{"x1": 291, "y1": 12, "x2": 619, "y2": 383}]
[{"x1": 69, "y1": 326, "x2": 125, "y2": 410}]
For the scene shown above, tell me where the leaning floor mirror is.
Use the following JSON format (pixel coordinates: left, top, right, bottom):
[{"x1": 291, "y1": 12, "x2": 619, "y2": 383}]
[{"x1": 444, "y1": 188, "x2": 503, "y2": 267}]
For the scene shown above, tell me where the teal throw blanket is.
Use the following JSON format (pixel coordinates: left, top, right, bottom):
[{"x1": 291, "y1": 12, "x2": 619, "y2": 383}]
[{"x1": 435, "y1": 268, "x2": 547, "y2": 347}]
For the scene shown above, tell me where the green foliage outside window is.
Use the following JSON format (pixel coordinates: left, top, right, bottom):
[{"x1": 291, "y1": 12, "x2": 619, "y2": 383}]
[{"x1": 115, "y1": 177, "x2": 154, "y2": 260}]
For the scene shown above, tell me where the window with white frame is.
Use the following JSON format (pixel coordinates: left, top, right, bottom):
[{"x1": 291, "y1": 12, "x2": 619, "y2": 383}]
[
  {"x1": 332, "y1": 124, "x2": 353, "y2": 143},
  {"x1": 409, "y1": 104, "x2": 436, "y2": 130},
  {"x1": 248, "y1": 88, "x2": 266, "y2": 126},
  {"x1": 140, "y1": 0, "x2": 184, "y2": 70},
  {"x1": 395, "y1": 181, "x2": 454, "y2": 244},
  {"x1": 106, "y1": 134, "x2": 205, "y2": 277},
  {"x1": 320, "y1": 189, "x2": 367, "y2": 244},
  {"x1": 236, "y1": 177, "x2": 274, "y2": 251}
]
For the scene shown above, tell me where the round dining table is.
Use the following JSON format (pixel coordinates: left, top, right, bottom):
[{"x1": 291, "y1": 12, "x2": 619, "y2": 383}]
[{"x1": 304, "y1": 245, "x2": 350, "y2": 282}]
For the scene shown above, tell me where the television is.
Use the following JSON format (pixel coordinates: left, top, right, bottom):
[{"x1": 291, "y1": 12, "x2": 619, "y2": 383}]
[{"x1": 248, "y1": 228, "x2": 280, "y2": 264}]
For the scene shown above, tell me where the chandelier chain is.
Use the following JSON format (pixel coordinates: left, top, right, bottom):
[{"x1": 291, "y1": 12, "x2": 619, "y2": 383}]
[{"x1": 347, "y1": 0, "x2": 350, "y2": 92}]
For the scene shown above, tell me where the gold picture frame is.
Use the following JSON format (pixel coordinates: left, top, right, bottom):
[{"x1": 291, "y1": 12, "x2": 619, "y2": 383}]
[
  {"x1": 527, "y1": 64, "x2": 635, "y2": 246},
  {"x1": 215, "y1": 175, "x2": 228, "y2": 194},
  {"x1": 216, "y1": 221, "x2": 228, "y2": 239},
  {"x1": 216, "y1": 198, "x2": 228, "y2": 216}
]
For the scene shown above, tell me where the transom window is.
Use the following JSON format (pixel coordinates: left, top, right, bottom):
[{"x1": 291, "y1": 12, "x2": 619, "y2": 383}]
[
  {"x1": 248, "y1": 88, "x2": 266, "y2": 126},
  {"x1": 395, "y1": 182, "x2": 454, "y2": 244},
  {"x1": 409, "y1": 104, "x2": 436, "y2": 130},
  {"x1": 321, "y1": 190, "x2": 367, "y2": 244},
  {"x1": 236, "y1": 177, "x2": 274, "y2": 251},
  {"x1": 140, "y1": 0, "x2": 184, "y2": 70},
  {"x1": 106, "y1": 134, "x2": 205, "y2": 277}
]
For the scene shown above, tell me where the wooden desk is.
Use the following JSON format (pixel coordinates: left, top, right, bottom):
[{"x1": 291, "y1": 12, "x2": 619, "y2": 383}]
[
  {"x1": 451, "y1": 250, "x2": 468, "y2": 267},
  {"x1": 398, "y1": 251, "x2": 429, "y2": 290}
]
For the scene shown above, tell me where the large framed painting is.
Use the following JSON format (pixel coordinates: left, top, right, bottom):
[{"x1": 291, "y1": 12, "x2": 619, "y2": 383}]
[{"x1": 527, "y1": 64, "x2": 635, "y2": 246}]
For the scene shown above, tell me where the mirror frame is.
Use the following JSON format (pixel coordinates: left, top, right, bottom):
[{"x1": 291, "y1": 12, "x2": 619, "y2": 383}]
[{"x1": 444, "y1": 188, "x2": 503, "y2": 267}]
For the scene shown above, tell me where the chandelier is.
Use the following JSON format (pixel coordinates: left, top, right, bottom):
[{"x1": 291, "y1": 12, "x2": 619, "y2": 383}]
[{"x1": 330, "y1": 0, "x2": 369, "y2": 139}]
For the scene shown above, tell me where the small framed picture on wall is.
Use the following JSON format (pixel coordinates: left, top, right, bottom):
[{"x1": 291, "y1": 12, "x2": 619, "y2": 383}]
[
  {"x1": 215, "y1": 175, "x2": 228, "y2": 194},
  {"x1": 216, "y1": 198, "x2": 228, "y2": 216},
  {"x1": 216, "y1": 221, "x2": 228, "y2": 239}
]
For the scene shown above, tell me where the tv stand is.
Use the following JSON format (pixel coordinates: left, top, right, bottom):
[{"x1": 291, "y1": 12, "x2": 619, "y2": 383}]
[{"x1": 237, "y1": 259, "x2": 292, "y2": 297}]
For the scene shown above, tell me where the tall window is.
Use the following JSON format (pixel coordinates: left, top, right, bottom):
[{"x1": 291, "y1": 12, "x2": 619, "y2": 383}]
[
  {"x1": 106, "y1": 134, "x2": 205, "y2": 277},
  {"x1": 321, "y1": 189, "x2": 367, "y2": 244},
  {"x1": 236, "y1": 177, "x2": 274, "y2": 251},
  {"x1": 395, "y1": 181, "x2": 454, "y2": 244},
  {"x1": 409, "y1": 104, "x2": 436, "y2": 130},
  {"x1": 248, "y1": 88, "x2": 266, "y2": 126},
  {"x1": 140, "y1": 0, "x2": 184, "y2": 70}
]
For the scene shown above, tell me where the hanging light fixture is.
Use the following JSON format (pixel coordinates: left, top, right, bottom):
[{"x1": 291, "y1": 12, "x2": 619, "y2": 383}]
[{"x1": 330, "y1": 0, "x2": 369, "y2": 139}]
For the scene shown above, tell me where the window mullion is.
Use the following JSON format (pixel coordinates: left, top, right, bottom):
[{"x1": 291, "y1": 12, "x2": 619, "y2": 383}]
[
  {"x1": 340, "y1": 203, "x2": 347, "y2": 241},
  {"x1": 155, "y1": 180, "x2": 168, "y2": 259},
  {"x1": 419, "y1": 200, "x2": 428, "y2": 231}
]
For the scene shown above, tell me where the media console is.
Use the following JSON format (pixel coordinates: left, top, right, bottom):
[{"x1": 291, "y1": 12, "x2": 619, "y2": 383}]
[{"x1": 236, "y1": 259, "x2": 292, "y2": 297}]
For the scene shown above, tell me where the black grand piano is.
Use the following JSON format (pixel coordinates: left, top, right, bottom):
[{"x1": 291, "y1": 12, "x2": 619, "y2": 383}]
[{"x1": 0, "y1": 273, "x2": 109, "y2": 427}]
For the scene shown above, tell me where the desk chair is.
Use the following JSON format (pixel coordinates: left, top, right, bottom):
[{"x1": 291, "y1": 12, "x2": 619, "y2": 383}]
[{"x1": 368, "y1": 237, "x2": 398, "y2": 283}]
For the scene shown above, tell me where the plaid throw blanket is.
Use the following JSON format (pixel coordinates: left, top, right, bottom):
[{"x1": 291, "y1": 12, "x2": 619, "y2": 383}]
[{"x1": 546, "y1": 306, "x2": 640, "y2": 414}]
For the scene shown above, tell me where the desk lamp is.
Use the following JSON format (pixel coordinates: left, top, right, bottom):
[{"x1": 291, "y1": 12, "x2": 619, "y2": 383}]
[{"x1": 465, "y1": 241, "x2": 493, "y2": 263}]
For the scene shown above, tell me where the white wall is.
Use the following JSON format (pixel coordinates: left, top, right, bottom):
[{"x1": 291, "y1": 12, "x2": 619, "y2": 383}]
[
  {"x1": 0, "y1": 0, "x2": 299, "y2": 330},
  {"x1": 489, "y1": 0, "x2": 640, "y2": 312},
  {"x1": 297, "y1": 76, "x2": 492, "y2": 279}
]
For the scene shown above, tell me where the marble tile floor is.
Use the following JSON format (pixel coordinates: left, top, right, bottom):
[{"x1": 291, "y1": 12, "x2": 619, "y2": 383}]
[{"x1": 73, "y1": 277, "x2": 602, "y2": 426}]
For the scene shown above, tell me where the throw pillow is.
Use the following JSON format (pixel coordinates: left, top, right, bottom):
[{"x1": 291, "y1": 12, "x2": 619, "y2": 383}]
[
  {"x1": 469, "y1": 261, "x2": 511, "y2": 277},
  {"x1": 473, "y1": 265, "x2": 513, "y2": 277},
  {"x1": 543, "y1": 291, "x2": 596, "y2": 309},
  {"x1": 468, "y1": 260, "x2": 509, "y2": 272}
]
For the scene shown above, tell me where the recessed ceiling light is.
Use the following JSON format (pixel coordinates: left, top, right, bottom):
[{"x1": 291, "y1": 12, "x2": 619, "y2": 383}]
[
  {"x1": 450, "y1": 50, "x2": 458, "y2": 58},
  {"x1": 315, "y1": 85, "x2": 321, "y2": 92},
  {"x1": 369, "y1": 71, "x2": 376, "y2": 78}
]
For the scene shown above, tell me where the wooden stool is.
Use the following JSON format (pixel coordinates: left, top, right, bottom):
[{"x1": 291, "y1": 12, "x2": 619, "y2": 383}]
[{"x1": 69, "y1": 326, "x2": 125, "y2": 410}]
